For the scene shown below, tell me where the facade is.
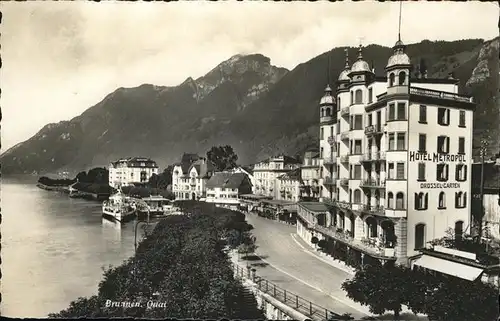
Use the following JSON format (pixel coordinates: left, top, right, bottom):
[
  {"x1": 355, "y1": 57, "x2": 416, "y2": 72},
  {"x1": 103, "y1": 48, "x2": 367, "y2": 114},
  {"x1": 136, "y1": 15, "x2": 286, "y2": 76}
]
[
  {"x1": 299, "y1": 38, "x2": 475, "y2": 266},
  {"x1": 276, "y1": 168, "x2": 301, "y2": 202},
  {"x1": 300, "y1": 151, "x2": 321, "y2": 201},
  {"x1": 172, "y1": 153, "x2": 215, "y2": 200},
  {"x1": 232, "y1": 166, "x2": 257, "y2": 194},
  {"x1": 471, "y1": 161, "x2": 500, "y2": 240},
  {"x1": 108, "y1": 157, "x2": 159, "y2": 188},
  {"x1": 205, "y1": 172, "x2": 253, "y2": 209},
  {"x1": 253, "y1": 155, "x2": 301, "y2": 199}
]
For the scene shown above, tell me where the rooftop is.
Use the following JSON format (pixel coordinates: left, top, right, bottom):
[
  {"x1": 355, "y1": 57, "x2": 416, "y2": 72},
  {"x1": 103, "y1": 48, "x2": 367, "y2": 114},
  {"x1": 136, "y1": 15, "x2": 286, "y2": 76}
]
[
  {"x1": 298, "y1": 201, "x2": 332, "y2": 213},
  {"x1": 206, "y1": 172, "x2": 248, "y2": 189}
]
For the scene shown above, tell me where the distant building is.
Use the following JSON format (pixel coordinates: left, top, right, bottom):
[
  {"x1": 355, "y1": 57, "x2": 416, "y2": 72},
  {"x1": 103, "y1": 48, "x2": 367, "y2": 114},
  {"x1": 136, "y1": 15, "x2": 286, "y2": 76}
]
[
  {"x1": 205, "y1": 172, "x2": 253, "y2": 210},
  {"x1": 172, "y1": 153, "x2": 216, "y2": 200},
  {"x1": 108, "y1": 157, "x2": 159, "y2": 188},
  {"x1": 471, "y1": 161, "x2": 500, "y2": 240},
  {"x1": 300, "y1": 151, "x2": 321, "y2": 201},
  {"x1": 276, "y1": 168, "x2": 301, "y2": 202},
  {"x1": 298, "y1": 36, "x2": 476, "y2": 267},
  {"x1": 253, "y1": 155, "x2": 301, "y2": 199},
  {"x1": 232, "y1": 166, "x2": 257, "y2": 194}
]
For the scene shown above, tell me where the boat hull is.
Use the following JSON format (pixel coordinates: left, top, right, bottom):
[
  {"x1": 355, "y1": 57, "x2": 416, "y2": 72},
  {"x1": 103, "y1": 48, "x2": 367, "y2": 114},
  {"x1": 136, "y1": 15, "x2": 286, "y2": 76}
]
[{"x1": 102, "y1": 208, "x2": 136, "y2": 223}]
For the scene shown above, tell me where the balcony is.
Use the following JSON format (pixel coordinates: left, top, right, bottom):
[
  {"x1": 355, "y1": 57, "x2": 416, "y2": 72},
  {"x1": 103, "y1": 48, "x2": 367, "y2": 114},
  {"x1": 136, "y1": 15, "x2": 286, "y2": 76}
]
[
  {"x1": 340, "y1": 131, "x2": 350, "y2": 141},
  {"x1": 361, "y1": 204, "x2": 386, "y2": 216},
  {"x1": 320, "y1": 115, "x2": 335, "y2": 123},
  {"x1": 340, "y1": 178, "x2": 349, "y2": 187},
  {"x1": 336, "y1": 201, "x2": 352, "y2": 210},
  {"x1": 341, "y1": 107, "x2": 350, "y2": 117},
  {"x1": 323, "y1": 176, "x2": 336, "y2": 186},
  {"x1": 364, "y1": 124, "x2": 383, "y2": 136},
  {"x1": 323, "y1": 156, "x2": 336, "y2": 165},
  {"x1": 340, "y1": 155, "x2": 349, "y2": 163},
  {"x1": 190, "y1": 179, "x2": 196, "y2": 186},
  {"x1": 410, "y1": 87, "x2": 474, "y2": 103},
  {"x1": 360, "y1": 178, "x2": 386, "y2": 189},
  {"x1": 372, "y1": 151, "x2": 386, "y2": 162},
  {"x1": 313, "y1": 225, "x2": 396, "y2": 259},
  {"x1": 359, "y1": 153, "x2": 372, "y2": 163}
]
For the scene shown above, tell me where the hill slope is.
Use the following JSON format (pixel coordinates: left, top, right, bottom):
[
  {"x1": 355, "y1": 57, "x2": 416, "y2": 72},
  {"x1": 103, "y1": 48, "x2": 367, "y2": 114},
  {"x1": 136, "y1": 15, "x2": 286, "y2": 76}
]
[{"x1": 1, "y1": 38, "x2": 498, "y2": 175}]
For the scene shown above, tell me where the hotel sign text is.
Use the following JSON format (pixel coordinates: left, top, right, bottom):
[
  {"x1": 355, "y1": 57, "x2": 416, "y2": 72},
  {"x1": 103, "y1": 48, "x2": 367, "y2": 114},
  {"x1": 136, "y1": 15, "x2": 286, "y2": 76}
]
[
  {"x1": 409, "y1": 152, "x2": 466, "y2": 163},
  {"x1": 420, "y1": 182, "x2": 461, "y2": 189}
]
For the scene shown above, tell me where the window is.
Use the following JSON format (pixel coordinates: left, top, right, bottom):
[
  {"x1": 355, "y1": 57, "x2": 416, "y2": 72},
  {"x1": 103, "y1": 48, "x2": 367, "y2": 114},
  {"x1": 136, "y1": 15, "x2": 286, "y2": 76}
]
[
  {"x1": 354, "y1": 189, "x2": 362, "y2": 203},
  {"x1": 389, "y1": 73, "x2": 395, "y2": 87},
  {"x1": 437, "y1": 136, "x2": 450, "y2": 154},
  {"x1": 354, "y1": 115, "x2": 363, "y2": 129},
  {"x1": 396, "y1": 192, "x2": 404, "y2": 209},
  {"x1": 338, "y1": 97, "x2": 341, "y2": 109},
  {"x1": 330, "y1": 126, "x2": 334, "y2": 137},
  {"x1": 355, "y1": 89, "x2": 363, "y2": 104},
  {"x1": 436, "y1": 164, "x2": 449, "y2": 181},
  {"x1": 354, "y1": 165, "x2": 362, "y2": 179},
  {"x1": 350, "y1": 116, "x2": 354, "y2": 130},
  {"x1": 397, "y1": 103, "x2": 406, "y2": 120},
  {"x1": 396, "y1": 163, "x2": 405, "y2": 179},
  {"x1": 388, "y1": 104, "x2": 395, "y2": 121},
  {"x1": 396, "y1": 133, "x2": 406, "y2": 150},
  {"x1": 388, "y1": 133, "x2": 395, "y2": 151},
  {"x1": 437, "y1": 108, "x2": 450, "y2": 126},
  {"x1": 455, "y1": 192, "x2": 467, "y2": 208},
  {"x1": 415, "y1": 224, "x2": 426, "y2": 249},
  {"x1": 350, "y1": 91, "x2": 354, "y2": 105},
  {"x1": 354, "y1": 140, "x2": 362, "y2": 155},
  {"x1": 458, "y1": 137, "x2": 465, "y2": 154},
  {"x1": 459, "y1": 111, "x2": 466, "y2": 127},
  {"x1": 419, "y1": 105, "x2": 427, "y2": 123},
  {"x1": 455, "y1": 164, "x2": 467, "y2": 181},
  {"x1": 414, "y1": 192, "x2": 428, "y2": 210},
  {"x1": 438, "y1": 192, "x2": 446, "y2": 209},
  {"x1": 368, "y1": 114, "x2": 373, "y2": 126},
  {"x1": 326, "y1": 108, "x2": 331, "y2": 116},
  {"x1": 387, "y1": 192, "x2": 394, "y2": 208},
  {"x1": 418, "y1": 163, "x2": 426, "y2": 181},
  {"x1": 418, "y1": 134, "x2": 427, "y2": 153},
  {"x1": 320, "y1": 128, "x2": 324, "y2": 140},
  {"x1": 398, "y1": 71, "x2": 407, "y2": 85},
  {"x1": 368, "y1": 87, "x2": 373, "y2": 103},
  {"x1": 388, "y1": 163, "x2": 395, "y2": 179},
  {"x1": 320, "y1": 147, "x2": 324, "y2": 159}
]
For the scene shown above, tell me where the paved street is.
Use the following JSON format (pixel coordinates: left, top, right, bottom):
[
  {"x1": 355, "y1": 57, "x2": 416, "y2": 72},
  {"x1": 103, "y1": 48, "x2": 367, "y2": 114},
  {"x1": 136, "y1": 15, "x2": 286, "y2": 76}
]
[
  {"x1": 244, "y1": 214, "x2": 427, "y2": 320},
  {"x1": 243, "y1": 214, "x2": 369, "y2": 319}
]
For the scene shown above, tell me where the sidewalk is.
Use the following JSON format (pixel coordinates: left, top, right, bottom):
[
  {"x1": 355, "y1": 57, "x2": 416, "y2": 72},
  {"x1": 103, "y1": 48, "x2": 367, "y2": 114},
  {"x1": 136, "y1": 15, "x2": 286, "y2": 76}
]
[{"x1": 229, "y1": 250, "x2": 369, "y2": 319}]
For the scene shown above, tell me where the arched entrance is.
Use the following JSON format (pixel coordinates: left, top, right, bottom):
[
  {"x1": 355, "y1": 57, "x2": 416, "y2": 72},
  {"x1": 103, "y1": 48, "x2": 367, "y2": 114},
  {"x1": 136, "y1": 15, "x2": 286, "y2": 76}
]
[
  {"x1": 381, "y1": 220, "x2": 396, "y2": 247},
  {"x1": 366, "y1": 217, "x2": 377, "y2": 238},
  {"x1": 191, "y1": 192, "x2": 196, "y2": 200}
]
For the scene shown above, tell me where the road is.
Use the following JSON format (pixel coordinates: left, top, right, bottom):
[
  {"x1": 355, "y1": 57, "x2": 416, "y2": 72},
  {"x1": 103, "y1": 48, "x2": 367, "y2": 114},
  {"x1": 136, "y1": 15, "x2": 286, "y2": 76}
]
[{"x1": 243, "y1": 214, "x2": 369, "y2": 319}]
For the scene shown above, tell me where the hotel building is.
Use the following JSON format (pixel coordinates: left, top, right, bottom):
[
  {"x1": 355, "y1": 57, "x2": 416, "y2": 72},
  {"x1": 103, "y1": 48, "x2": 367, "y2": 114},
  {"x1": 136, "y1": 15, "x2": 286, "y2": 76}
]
[
  {"x1": 253, "y1": 155, "x2": 302, "y2": 199},
  {"x1": 298, "y1": 38, "x2": 475, "y2": 266},
  {"x1": 108, "y1": 157, "x2": 159, "y2": 188},
  {"x1": 172, "y1": 153, "x2": 216, "y2": 200}
]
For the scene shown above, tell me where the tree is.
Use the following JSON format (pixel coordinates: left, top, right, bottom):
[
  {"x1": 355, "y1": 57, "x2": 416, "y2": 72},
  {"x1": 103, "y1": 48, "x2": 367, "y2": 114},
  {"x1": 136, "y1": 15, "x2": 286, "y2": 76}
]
[
  {"x1": 76, "y1": 171, "x2": 88, "y2": 182},
  {"x1": 206, "y1": 145, "x2": 238, "y2": 172},
  {"x1": 86, "y1": 167, "x2": 109, "y2": 184},
  {"x1": 341, "y1": 265, "x2": 407, "y2": 320}
]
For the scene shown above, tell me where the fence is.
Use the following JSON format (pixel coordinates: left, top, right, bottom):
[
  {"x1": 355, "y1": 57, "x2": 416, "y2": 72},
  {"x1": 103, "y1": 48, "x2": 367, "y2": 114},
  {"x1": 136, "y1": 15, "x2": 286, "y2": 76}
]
[{"x1": 233, "y1": 264, "x2": 348, "y2": 321}]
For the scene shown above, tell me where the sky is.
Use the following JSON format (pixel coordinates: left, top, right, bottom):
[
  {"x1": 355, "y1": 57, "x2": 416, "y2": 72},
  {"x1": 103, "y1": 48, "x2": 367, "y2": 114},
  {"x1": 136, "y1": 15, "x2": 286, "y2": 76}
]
[{"x1": 1, "y1": 1, "x2": 498, "y2": 152}]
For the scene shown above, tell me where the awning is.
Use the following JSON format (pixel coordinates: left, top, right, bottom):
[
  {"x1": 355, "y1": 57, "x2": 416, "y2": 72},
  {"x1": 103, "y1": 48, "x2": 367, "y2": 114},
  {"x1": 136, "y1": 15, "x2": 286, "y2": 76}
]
[{"x1": 412, "y1": 255, "x2": 484, "y2": 281}]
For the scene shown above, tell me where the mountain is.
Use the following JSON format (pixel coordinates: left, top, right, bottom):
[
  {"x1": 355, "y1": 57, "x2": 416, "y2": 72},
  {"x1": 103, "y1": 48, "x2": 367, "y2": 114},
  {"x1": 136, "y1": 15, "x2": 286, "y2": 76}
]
[{"x1": 2, "y1": 38, "x2": 498, "y2": 175}]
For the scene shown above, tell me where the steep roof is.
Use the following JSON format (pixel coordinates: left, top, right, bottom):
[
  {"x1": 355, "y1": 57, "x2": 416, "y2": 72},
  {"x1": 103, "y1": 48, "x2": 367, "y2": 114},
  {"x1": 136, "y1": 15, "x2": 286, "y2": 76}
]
[
  {"x1": 278, "y1": 168, "x2": 301, "y2": 181},
  {"x1": 206, "y1": 172, "x2": 248, "y2": 189}
]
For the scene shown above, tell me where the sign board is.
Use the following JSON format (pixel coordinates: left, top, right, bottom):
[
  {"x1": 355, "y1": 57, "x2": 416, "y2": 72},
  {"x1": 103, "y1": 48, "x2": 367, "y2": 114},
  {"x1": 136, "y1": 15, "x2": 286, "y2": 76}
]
[
  {"x1": 420, "y1": 182, "x2": 461, "y2": 189},
  {"x1": 410, "y1": 152, "x2": 466, "y2": 163}
]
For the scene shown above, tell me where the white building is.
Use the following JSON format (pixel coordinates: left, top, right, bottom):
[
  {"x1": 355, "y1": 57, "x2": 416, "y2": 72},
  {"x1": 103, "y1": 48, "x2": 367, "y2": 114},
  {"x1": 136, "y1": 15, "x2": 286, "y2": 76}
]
[
  {"x1": 300, "y1": 151, "x2": 321, "y2": 201},
  {"x1": 232, "y1": 166, "x2": 257, "y2": 194},
  {"x1": 276, "y1": 168, "x2": 302, "y2": 202},
  {"x1": 172, "y1": 153, "x2": 215, "y2": 200},
  {"x1": 205, "y1": 172, "x2": 253, "y2": 210},
  {"x1": 108, "y1": 157, "x2": 158, "y2": 188},
  {"x1": 298, "y1": 38, "x2": 475, "y2": 266},
  {"x1": 253, "y1": 155, "x2": 301, "y2": 199}
]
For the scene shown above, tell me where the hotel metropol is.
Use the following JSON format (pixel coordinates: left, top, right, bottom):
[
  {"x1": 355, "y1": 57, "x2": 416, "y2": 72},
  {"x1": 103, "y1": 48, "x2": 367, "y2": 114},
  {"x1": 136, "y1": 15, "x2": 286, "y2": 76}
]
[{"x1": 296, "y1": 38, "x2": 475, "y2": 267}]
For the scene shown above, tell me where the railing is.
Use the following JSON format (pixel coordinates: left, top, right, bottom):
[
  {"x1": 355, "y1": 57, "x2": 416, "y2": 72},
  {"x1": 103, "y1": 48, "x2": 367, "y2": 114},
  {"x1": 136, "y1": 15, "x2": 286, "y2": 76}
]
[
  {"x1": 340, "y1": 178, "x2": 349, "y2": 186},
  {"x1": 360, "y1": 178, "x2": 386, "y2": 188},
  {"x1": 359, "y1": 153, "x2": 372, "y2": 162},
  {"x1": 323, "y1": 176, "x2": 336, "y2": 185},
  {"x1": 364, "y1": 124, "x2": 383, "y2": 136},
  {"x1": 372, "y1": 151, "x2": 386, "y2": 161},
  {"x1": 361, "y1": 204, "x2": 386, "y2": 216},
  {"x1": 340, "y1": 106, "x2": 350, "y2": 116},
  {"x1": 410, "y1": 86, "x2": 473, "y2": 103},
  {"x1": 323, "y1": 156, "x2": 336, "y2": 165},
  {"x1": 313, "y1": 225, "x2": 396, "y2": 259},
  {"x1": 232, "y1": 264, "x2": 345, "y2": 321},
  {"x1": 336, "y1": 200, "x2": 352, "y2": 210},
  {"x1": 340, "y1": 155, "x2": 349, "y2": 163},
  {"x1": 340, "y1": 132, "x2": 350, "y2": 141}
]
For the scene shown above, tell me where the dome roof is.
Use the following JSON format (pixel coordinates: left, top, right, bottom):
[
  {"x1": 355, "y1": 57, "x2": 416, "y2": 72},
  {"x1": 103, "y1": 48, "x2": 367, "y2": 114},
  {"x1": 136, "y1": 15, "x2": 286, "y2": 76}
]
[
  {"x1": 338, "y1": 69, "x2": 350, "y2": 81},
  {"x1": 320, "y1": 85, "x2": 334, "y2": 105},
  {"x1": 349, "y1": 45, "x2": 372, "y2": 74},
  {"x1": 386, "y1": 38, "x2": 411, "y2": 68}
]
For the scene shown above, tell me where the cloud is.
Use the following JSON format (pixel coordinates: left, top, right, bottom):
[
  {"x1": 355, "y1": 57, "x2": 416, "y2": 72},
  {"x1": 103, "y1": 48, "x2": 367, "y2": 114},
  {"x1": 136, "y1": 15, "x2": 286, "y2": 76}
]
[{"x1": 1, "y1": 1, "x2": 497, "y2": 151}]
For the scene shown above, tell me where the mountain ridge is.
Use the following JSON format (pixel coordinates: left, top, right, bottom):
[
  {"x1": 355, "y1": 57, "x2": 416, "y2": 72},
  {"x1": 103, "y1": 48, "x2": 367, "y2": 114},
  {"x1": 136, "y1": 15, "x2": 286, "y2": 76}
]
[{"x1": 2, "y1": 38, "x2": 498, "y2": 175}]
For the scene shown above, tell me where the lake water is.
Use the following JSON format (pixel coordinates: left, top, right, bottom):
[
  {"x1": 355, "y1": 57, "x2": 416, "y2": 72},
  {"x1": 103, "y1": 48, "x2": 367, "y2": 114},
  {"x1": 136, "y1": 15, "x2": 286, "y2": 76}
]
[{"x1": 1, "y1": 178, "x2": 149, "y2": 317}]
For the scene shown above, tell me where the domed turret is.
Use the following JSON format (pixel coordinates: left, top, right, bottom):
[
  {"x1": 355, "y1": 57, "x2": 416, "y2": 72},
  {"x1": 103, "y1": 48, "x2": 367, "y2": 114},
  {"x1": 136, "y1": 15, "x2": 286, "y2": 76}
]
[
  {"x1": 320, "y1": 85, "x2": 334, "y2": 105},
  {"x1": 350, "y1": 45, "x2": 372, "y2": 74},
  {"x1": 338, "y1": 49, "x2": 351, "y2": 81},
  {"x1": 386, "y1": 38, "x2": 411, "y2": 68}
]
